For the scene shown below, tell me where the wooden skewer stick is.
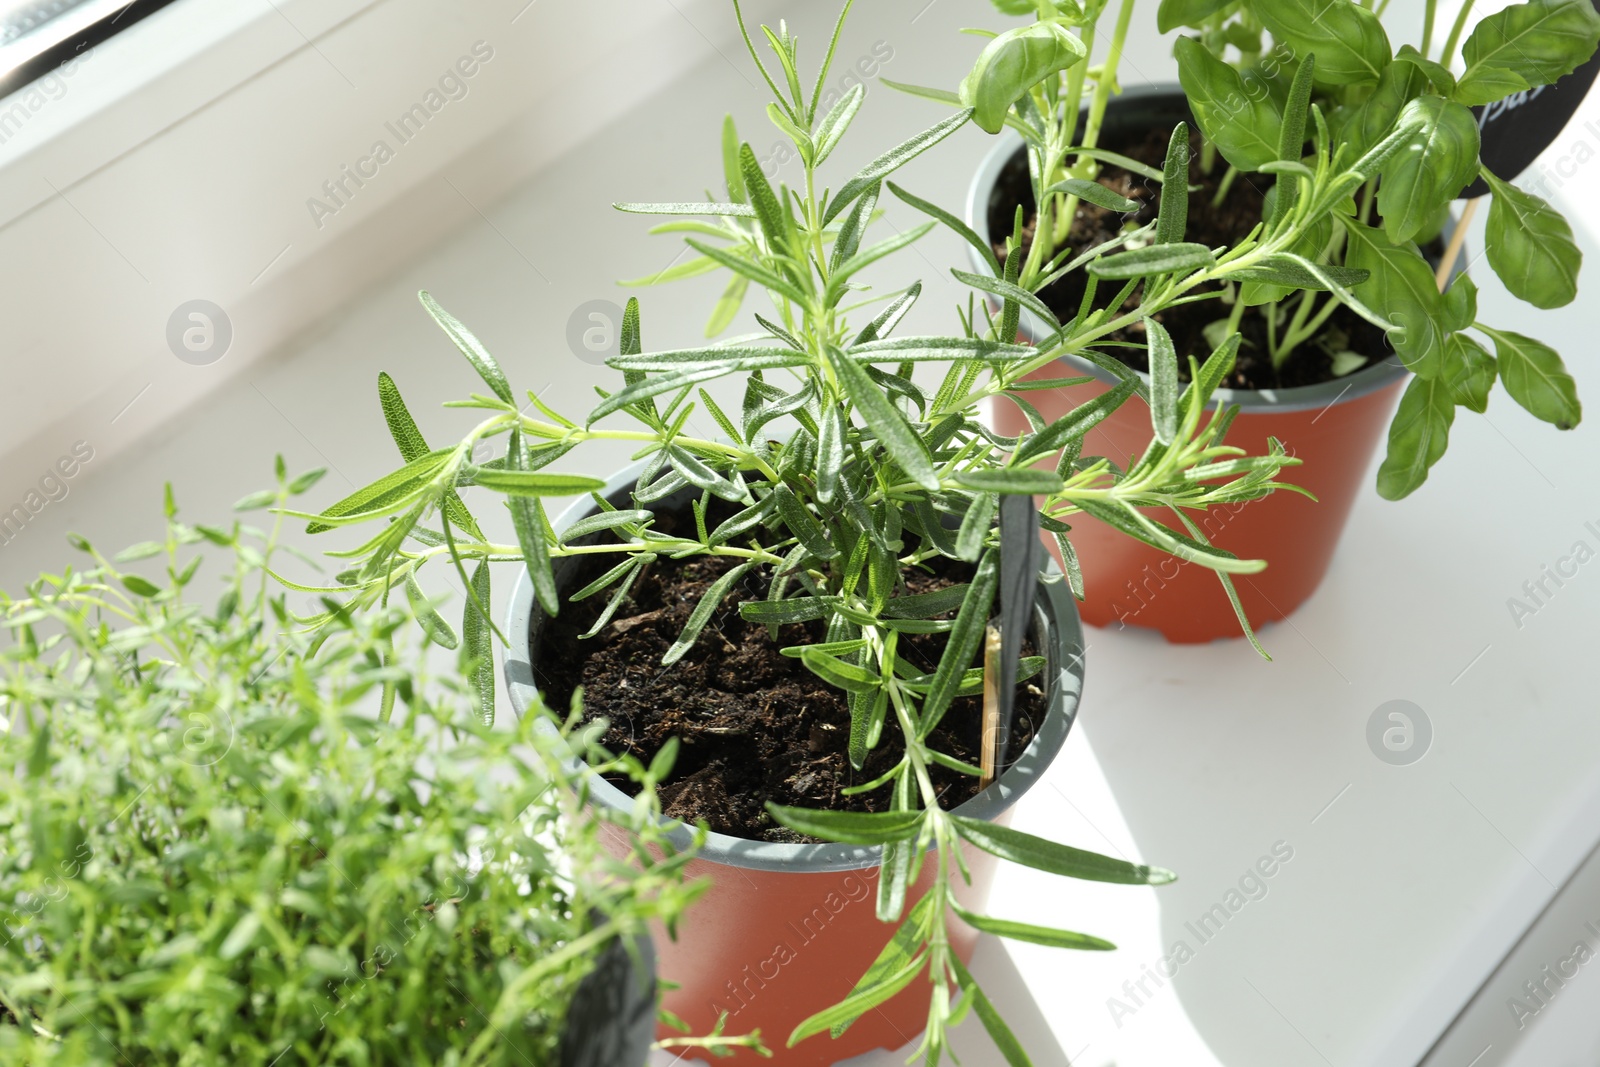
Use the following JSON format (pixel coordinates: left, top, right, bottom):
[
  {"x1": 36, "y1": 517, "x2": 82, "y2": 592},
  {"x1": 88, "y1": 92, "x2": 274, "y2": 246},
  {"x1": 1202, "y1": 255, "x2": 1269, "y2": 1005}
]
[
  {"x1": 1435, "y1": 198, "x2": 1480, "y2": 292},
  {"x1": 980, "y1": 623, "x2": 1002, "y2": 789}
]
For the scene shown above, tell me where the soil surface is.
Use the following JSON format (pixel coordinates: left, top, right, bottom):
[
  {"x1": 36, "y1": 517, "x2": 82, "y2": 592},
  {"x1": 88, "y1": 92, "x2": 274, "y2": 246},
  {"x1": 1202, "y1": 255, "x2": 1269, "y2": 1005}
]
[
  {"x1": 535, "y1": 505, "x2": 1046, "y2": 843},
  {"x1": 988, "y1": 122, "x2": 1429, "y2": 390}
]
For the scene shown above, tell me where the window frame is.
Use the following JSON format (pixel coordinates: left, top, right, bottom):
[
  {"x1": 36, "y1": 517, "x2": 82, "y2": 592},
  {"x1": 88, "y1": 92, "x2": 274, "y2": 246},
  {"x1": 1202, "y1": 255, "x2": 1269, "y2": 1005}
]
[{"x1": 0, "y1": 0, "x2": 179, "y2": 101}]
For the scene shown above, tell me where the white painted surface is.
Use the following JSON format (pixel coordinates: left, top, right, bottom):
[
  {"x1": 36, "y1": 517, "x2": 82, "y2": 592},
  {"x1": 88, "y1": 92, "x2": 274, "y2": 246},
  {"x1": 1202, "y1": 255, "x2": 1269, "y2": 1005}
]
[
  {"x1": 0, "y1": 0, "x2": 726, "y2": 507},
  {"x1": 1, "y1": 1, "x2": 1597, "y2": 1065}
]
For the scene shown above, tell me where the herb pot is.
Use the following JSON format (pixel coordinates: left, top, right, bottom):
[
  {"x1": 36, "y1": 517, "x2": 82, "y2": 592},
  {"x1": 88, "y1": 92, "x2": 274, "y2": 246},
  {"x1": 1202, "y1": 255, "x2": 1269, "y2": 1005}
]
[
  {"x1": 505, "y1": 463, "x2": 1085, "y2": 1065},
  {"x1": 968, "y1": 87, "x2": 1410, "y2": 643},
  {"x1": 558, "y1": 930, "x2": 658, "y2": 1067}
]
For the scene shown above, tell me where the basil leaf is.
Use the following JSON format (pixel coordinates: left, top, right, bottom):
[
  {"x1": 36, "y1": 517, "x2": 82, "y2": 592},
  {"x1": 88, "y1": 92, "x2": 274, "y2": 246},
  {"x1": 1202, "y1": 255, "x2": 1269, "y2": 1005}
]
[
  {"x1": 1340, "y1": 218, "x2": 1445, "y2": 378},
  {"x1": 1158, "y1": 0, "x2": 1232, "y2": 32},
  {"x1": 1343, "y1": 61, "x2": 1426, "y2": 162},
  {"x1": 1456, "y1": 0, "x2": 1600, "y2": 105},
  {"x1": 1393, "y1": 44, "x2": 1456, "y2": 96},
  {"x1": 1253, "y1": 0, "x2": 1392, "y2": 86},
  {"x1": 1376, "y1": 375, "x2": 1456, "y2": 500},
  {"x1": 1478, "y1": 325, "x2": 1582, "y2": 429},
  {"x1": 1483, "y1": 170, "x2": 1582, "y2": 309},
  {"x1": 1377, "y1": 96, "x2": 1480, "y2": 243},
  {"x1": 959, "y1": 20, "x2": 1088, "y2": 134},
  {"x1": 1443, "y1": 334, "x2": 1496, "y2": 414},
  {"x1": 1175, "y1": 35, "x2": 1282, "y2": 171}
]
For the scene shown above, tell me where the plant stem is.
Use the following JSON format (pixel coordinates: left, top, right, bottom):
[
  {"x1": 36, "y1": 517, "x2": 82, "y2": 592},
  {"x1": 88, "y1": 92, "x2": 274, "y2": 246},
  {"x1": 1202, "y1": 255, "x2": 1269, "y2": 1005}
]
[
  {"x1": 1440, "y1": 0, "x2": 1477, "y2": 66},
  {"x1": 1286, "y1": 291, "x2": 1343, "y2": 351},
  {"x1": 1082, "y1": 0, "x2": 1136, "y2": 157},
  {"x1": 1275, "y1": 291, "x2": 1318, "y2": 369},
  {"x1": 1435, "y1": 198, "x2": 1479, "y2": 290},
  {"x1": 1211, "y1": 165, "x2": 1238, "y2": 209}
]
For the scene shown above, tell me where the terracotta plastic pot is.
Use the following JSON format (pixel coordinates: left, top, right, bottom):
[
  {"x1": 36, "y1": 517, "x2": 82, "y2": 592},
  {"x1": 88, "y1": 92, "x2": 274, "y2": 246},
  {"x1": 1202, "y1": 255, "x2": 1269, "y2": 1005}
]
[
  {"x1": 967, "y1": 87, "x2": 1411, "y2": 643},
  {"x1": 505, "y1": 464, "x2": 1086, "y2": 1065},
  {"x1": 559, "y1": 930, "x2": 658, "y2": 1067}
]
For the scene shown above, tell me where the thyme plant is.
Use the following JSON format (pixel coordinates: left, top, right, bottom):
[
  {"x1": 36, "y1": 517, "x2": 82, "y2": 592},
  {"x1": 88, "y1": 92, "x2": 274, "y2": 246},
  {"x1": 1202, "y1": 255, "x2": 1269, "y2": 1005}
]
[
  {"x1": 0, "y1": 469, "x2": 719, "y2": 1065},
  {"x1": 1164, "y1": 0, "x2": 1597, "y2": 497},
  {"x1": 285, "y1": 3, "x2": 1376, "y2": 1061}
]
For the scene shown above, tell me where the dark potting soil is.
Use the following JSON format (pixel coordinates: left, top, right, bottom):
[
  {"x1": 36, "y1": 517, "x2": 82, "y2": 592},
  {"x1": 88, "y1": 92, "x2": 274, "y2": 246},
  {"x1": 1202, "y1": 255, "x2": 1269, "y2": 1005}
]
[
  {"x1": 988, "y1": 123, "x2": 1428, "y2": 391},
  {"x1": 534, "y1": 506, "x2": 1045, "y2": 843}
]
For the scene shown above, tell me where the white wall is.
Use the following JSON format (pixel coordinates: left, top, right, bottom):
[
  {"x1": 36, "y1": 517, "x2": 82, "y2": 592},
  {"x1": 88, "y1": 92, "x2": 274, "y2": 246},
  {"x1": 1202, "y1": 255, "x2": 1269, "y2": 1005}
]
[{"x1": 0, "y1": 0, "x2": 729, "y2": 510}]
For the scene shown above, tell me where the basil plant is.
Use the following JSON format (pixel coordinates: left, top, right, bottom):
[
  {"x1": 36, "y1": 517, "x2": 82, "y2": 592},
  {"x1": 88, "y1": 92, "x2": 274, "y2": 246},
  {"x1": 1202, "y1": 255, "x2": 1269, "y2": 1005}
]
[
  {"x1": 1165, "y1": 0, "x2": 1600, "y2": 497},
  {"x1": 284, "y1": 2, "x2": 1319, "y2": 1062}
]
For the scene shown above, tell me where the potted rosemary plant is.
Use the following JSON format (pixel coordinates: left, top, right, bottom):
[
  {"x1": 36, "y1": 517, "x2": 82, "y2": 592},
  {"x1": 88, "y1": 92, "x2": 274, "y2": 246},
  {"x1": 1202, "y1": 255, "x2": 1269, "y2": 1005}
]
[
  {"x1": 297, "y1": 2, "x2": 1320, "y2": 1062},
  {"x1": 0, "y1": 469, "x2": 727, "y2": 1067},
  {"x1": 897, "y1": 0, "x2": 1599, "y2": 642}
]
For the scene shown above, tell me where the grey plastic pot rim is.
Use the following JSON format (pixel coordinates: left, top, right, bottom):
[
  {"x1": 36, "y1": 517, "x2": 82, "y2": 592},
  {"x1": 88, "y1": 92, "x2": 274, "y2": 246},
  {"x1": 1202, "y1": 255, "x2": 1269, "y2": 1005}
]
[
  {"x1": 502, "y1": 461, "x2": 1085, "y2": 875},
  {"x1": 963, "y1": 85, "x2": 1415, "y2": 415}
]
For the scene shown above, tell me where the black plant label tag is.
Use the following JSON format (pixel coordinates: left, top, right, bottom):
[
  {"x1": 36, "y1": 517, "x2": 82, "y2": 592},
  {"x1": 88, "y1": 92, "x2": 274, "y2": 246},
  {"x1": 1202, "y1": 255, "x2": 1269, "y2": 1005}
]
[
  {"x1": 1461, "y1": 0, "x2": 1600, "y2": 198},
  {"x1": 997, "y1": 494, "x2": 1040, "y2": 739}
]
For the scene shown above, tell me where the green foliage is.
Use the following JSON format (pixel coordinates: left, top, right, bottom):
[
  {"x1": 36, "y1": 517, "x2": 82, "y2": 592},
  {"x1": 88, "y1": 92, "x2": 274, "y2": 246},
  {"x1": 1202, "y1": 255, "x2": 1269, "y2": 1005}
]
[
  {"x1": 0, "y1": 472, "x2": 704, "y2": 1066},
  {"x1": 1175, "y1": 36, "x2": 1283, "y2": 170},
  {"x1": 1376, "y1": 375, "x2": 1456, "y2": 499},
  {"x1": 1159, "y1": 0, "x2": 1594, "y2": 497},
  {"x1": 960, "y1": 20, "x2": 1088, "y2": 133},
  {"x1": 1376, "y1": 95, "x2": 1480, "y2": 243},
  {"x1": 893, "y1": 0, "x2": 1569, "y2": 512},
  {"x1": 299, "y1": 4, "x2": 1306, "y2": 1065},
  {"x1": 1455, "y1": 0, "x2": 1600, "y2": 104},
  {"x1": 1481, "y1": 170, "x2": 1582, "y2": 309},
  {"x1": 1252, "y1": 0, "x2": 1392, "y2": 85}
]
